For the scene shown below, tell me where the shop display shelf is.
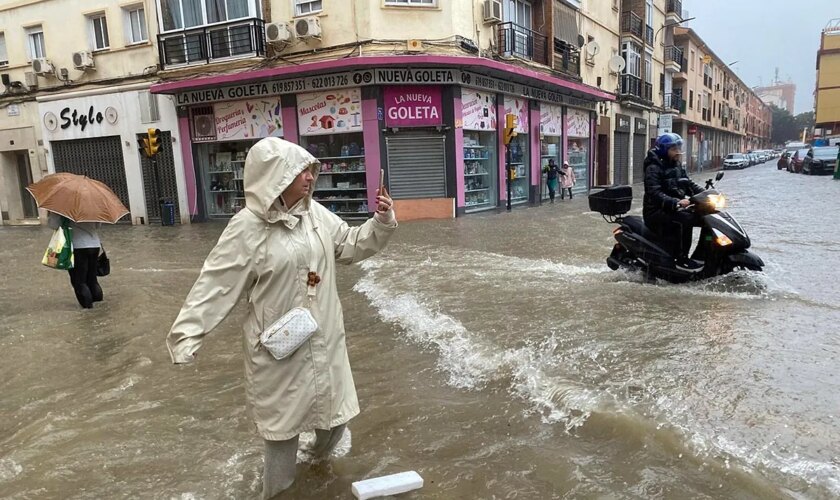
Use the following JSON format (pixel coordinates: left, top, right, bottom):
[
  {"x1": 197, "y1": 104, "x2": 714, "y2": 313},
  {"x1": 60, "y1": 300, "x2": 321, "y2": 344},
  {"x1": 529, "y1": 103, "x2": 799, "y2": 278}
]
[
  {"x1": 465, "y1": 188, "x2": 490, "y2": 193},
  {"x1": 463, "y1": 157, "x2": 490, "y2": 160},
  {"x1": 315, "y1": 187, "x2": 367, "y2": 192},
  {"x1": 209, "y1": 170, "x2": 237, "y2": 175},
  {"x1": 508, "y1": 162, "x2": 524, "y2": 165},
  {"x1": 463, "y1": 145, "x2": 486, "y2": 148},
  {"x1": 209, "y1": 190, "x2": 240, "y2": 193},
  {"x1": 541, "y1": 155, "x2": 557, "y2": 158},
  {"x1": 315, "y1": 198, "x2": 366, "y2": 202},
  {"x1": 510, "y1": 197, "x2": 528, "y2": 202},
  {"x1": 317, "y1": 155, "x2": 366, "y2": 161},
  {"x1": 464, "y1": 173, "x2": 489, "y2": 177},
  {"x1": 318, "y1": 171, "x2": 366, "y2": 175}
]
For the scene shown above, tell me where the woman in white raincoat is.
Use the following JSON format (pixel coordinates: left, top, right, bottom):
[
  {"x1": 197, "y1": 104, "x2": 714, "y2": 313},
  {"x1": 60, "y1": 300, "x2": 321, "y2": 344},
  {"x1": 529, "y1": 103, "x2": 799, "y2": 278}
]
[{"x1": 166, "y1": 137, "x2": 396, "y2": 498}]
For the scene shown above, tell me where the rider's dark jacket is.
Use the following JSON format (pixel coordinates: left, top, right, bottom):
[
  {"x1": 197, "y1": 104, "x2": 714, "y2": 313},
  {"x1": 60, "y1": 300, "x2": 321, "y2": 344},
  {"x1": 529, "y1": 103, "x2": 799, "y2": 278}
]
[{"x1": 642, "y1": 149, "x2": 704, "y2": 219}]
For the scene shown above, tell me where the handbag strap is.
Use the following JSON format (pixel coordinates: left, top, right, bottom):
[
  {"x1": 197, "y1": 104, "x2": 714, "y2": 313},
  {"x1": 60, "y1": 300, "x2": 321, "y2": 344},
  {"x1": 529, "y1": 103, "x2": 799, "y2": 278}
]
[{"x1": 305, "y1": 212, "x2": 326, "y2": 306}]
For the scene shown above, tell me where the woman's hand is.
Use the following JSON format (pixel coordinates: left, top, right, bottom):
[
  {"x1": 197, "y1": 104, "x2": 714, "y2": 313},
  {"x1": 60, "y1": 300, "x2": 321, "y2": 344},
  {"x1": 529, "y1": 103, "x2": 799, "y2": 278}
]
[{"x1": 375, "y1": 187, "x2": 393, "y2": 213}]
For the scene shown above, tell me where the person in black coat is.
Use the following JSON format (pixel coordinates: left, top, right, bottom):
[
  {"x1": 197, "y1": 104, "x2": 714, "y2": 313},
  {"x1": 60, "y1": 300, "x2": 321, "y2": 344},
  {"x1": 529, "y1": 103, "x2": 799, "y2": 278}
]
[
  {"x1": 543, "y1": 159, "x2": 562, "y2": 203},
  {"x1": 643, "y1": 133, "x2": 705, "y2": 270}
]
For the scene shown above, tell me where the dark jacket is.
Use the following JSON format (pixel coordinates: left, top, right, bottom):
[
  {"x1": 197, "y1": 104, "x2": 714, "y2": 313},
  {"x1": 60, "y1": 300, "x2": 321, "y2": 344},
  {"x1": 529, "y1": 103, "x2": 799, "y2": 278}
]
[
  {"x1": 643, "y1": 149, "x2": 704, "y2": 218},
  {"x1": 544, "y1": 163, "x2": 562, "y2": 180}
]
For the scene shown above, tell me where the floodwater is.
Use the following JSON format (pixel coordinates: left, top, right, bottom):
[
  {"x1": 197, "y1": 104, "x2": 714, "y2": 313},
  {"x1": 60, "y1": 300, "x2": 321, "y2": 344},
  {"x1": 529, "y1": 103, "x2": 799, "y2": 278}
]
[{"x1": 1, "y1": 161, "x2": 838, "y2": 499}]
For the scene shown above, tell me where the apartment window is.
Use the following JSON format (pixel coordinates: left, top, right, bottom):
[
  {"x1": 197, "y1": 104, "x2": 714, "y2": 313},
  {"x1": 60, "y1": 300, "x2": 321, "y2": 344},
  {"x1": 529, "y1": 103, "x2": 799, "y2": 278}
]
[
  {"x1": 89, "y1": 14, "x2": 110, "y2": 50},
  {"x1": 159, "y1": 0, "x2": 256, "y2": 31},
  {"x1": 689, "y1": 89, "x2": 693, "y2": 109},
  {"x1": 690, "y1": 49, "x2": 694, "y2": 70},
  {"x1": 295, "y1": 0, "x2": 322, "y2": 16},
  {"x1": 0, "y1": 33, "x2": 7, "y2": 66},
  {"x1": 646, "y1": 0, "x2": 653, "y2": 25},
  {"x1": 644, "y1": 52, "x2": 652, "y2": 83},
  {"x1": 385, "y1": 0, "x2": 436, "y2": 5},
  {"x1": 125, "y1": 5, "x2": 148, "y2": 43},
  {"x1": 622, "y1": 41, "x2": 641, "y2": 77},
  {"x1": 26, "y1": 26, "x2": 46, "y2": 60},
  {"x1": 504, "y1": 0, "x2": 533, "y2": 29}
]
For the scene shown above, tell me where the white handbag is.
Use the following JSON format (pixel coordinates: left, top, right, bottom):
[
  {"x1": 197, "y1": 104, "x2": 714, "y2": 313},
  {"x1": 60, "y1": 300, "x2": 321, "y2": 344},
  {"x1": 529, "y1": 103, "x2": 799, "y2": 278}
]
[
  {"x1": 258, "y1": 213, "x2": 324, "y2": 360},
  {"x1": 259, "y1": 307, "x2": 318, "y2": 360}
]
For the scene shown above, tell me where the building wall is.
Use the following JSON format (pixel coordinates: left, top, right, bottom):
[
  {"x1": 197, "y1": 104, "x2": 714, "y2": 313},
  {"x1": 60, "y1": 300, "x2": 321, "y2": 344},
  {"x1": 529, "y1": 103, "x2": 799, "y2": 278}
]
[
  {"x1": 816, "y1": 32, "x2": 840, "y2": 126},
  {"x1": 0, "y1": 0, "x2": 159, "y2": 91}
]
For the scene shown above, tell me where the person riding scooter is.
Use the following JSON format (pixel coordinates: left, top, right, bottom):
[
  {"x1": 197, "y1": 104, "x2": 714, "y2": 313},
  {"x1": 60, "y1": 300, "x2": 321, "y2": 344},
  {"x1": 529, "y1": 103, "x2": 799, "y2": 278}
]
[{"x1": 643, "y1": 133, "x2": 705, "y2": 271}]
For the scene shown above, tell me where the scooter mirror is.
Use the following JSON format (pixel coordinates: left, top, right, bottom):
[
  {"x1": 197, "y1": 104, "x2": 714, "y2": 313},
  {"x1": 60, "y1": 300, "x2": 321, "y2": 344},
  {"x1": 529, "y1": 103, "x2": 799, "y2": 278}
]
[{"x1": 716, "y1": 172, "x2": 724, "y2": 181}]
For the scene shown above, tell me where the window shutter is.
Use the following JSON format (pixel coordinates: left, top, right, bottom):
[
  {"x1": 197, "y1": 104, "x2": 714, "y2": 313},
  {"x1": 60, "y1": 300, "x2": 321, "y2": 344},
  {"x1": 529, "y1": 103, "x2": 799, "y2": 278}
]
[{"x1": 553, "y1": 2, "x2": 579, "y2": 46}]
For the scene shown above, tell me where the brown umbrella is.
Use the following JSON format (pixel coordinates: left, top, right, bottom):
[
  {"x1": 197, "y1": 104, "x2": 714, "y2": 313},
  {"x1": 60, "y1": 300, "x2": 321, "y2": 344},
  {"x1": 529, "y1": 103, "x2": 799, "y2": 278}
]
[{"x1": 26, "y1": 172, "x2": 129, "y2": 223}]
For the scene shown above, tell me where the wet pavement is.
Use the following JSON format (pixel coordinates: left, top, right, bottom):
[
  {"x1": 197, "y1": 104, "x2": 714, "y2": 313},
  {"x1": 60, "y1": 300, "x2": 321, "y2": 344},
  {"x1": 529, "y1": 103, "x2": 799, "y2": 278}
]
[{"x1": 1, "y1": 160, "x2": 838, "y2": 499}]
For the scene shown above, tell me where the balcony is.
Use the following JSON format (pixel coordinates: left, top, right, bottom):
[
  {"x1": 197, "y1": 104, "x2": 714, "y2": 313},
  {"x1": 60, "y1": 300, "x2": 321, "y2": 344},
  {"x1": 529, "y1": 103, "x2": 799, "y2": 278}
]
[
  {"x1": 497, "y1": 22, "x2": 549, "y2": 66},
  {"x1": 553, "y1": 39, "x2": 581, "y2": 79},
  {"x1": 619, "y1": 74, "x2": 653, "y2": 105},
  {"x1": 664, "y1": 93, "x2": 686, "y2": 113},
  {"x1": 621, "y1": 12, "x2": 643, "y2": 41},
  {"x1": 158, "y1": 18, "x2": 266, "y2": 68},
  {"x1": 666, "y1": 0, "x2": 683, "y2": 24},
  {"x1": 664, "y1": 46, "x2": 684, "y2": 72}
]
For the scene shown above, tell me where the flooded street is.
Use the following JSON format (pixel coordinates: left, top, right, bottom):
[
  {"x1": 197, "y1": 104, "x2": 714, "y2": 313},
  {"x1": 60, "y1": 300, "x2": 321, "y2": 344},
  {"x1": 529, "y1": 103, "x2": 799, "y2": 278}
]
[{"x1": 1, "y1": 162, "x2": 838, "y2": 499}]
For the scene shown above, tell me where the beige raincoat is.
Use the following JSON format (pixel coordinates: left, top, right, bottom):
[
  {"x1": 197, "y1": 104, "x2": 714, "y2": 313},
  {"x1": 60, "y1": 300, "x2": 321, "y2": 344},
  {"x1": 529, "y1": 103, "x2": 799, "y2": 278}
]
[{"x1": 166, "y1": 138, "x2": 396, "y2": 440}]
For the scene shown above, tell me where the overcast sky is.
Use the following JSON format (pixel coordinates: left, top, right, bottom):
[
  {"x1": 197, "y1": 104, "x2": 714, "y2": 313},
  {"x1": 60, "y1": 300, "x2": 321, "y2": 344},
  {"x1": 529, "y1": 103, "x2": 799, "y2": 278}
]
[{"x1": 683, "y1": 0, "x2": 837, "y2": 115}]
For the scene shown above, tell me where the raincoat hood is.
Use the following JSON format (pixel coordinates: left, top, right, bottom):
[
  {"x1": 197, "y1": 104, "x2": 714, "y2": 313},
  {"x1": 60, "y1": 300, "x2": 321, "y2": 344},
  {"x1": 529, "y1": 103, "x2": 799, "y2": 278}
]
[{"x1": 244, "y1": 137, "x2": 320, "y2": 222}]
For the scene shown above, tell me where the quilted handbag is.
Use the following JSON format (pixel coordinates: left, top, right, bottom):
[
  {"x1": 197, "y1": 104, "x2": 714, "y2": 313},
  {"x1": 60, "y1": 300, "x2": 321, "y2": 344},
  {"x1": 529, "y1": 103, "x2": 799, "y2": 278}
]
[{"x1": 259, "y1": 307, "x2": 318, "y2": 360}]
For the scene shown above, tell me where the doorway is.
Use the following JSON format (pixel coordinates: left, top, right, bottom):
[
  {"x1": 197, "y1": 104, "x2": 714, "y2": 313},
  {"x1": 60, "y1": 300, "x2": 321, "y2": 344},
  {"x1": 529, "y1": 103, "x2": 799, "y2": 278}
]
[{"x1": 17, "y1": 152, "x2": 38, "y2": 218}]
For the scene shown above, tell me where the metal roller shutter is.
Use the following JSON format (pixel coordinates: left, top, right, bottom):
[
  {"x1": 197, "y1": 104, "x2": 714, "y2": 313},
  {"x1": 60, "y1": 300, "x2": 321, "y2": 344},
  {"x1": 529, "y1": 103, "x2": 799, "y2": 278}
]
[
  {"x1": 139, "y1": 131, "x2": 182, "y2": 224},
  {"x1": 614, "y1": 132, "x2": 630, "y2": 185},
  {"x1": 385, "y1": 134, "x2": 446, "y2": 199},
  {"x1": 632, "y1": 134, "x2": 647, "y2": 184},
  {"x1": 51, "y1": 136, "x2": 132, "y2": 222}
]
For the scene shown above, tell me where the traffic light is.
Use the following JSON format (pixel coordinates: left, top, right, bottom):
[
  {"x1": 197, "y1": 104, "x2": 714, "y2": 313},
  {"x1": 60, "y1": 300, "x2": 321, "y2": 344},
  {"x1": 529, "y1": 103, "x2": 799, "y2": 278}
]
[
  {"x1": 137, "y1": 131, "x2": 150, "y2": 157},
  {"x1": 147, "y1": 128, "x2": 162, "y2": 156},
  {"x1": 504, "y1": 113, "x2": 518, "y2": 145}
]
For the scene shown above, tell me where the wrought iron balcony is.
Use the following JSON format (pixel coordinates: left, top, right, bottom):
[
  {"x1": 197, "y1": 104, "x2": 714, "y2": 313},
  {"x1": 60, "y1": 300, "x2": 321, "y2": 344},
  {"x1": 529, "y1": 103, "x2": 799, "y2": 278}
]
[
  {"x1": 667, "y1": 0, "x2": 683, "y2": 18},
  {"x1": 158, "y1": 17, "x2": 266, "y2": 68},
  {"x1": 553, "y1": 39, "x2": 581, "y2": 78},
  {"x1": 497, "y1": 22, "x2": 549, "y2": 66},
  {"x1": 665, "y1": 46, "x2": 684, "y2": 65},
  {"x1": 619, "y1": 74, "x2": 653, "y2": 104},
  {"x1": 664, "y1": 93, "x2": 686, "y2": 113},
  {"x1": 621, "y1": 12, "x2": 643, "y2": 40}
]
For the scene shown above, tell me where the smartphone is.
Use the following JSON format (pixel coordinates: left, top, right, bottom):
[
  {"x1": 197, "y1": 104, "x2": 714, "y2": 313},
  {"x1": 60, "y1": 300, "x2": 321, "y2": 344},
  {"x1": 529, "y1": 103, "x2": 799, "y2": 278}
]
[{"x1": 379, "y1": 168, "x2": 385, "y2": 193}]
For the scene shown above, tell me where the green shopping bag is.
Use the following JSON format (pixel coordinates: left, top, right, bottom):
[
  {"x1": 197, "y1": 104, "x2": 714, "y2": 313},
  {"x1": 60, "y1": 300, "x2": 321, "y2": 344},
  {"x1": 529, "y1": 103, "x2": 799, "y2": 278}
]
[{"x1": 42, "y1": 220, "x2": 74, "y2": 270}]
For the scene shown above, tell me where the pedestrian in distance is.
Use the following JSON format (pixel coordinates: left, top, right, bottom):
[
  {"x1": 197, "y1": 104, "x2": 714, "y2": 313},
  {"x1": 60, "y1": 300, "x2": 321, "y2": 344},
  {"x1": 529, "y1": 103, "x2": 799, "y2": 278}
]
[
  {"x1": 48, "y1": 213, "x2": 103, "y2": 309},
  {"x1": 560, "y1": 161, "x2": 576, "y2": 199},
  {"x1": 166, "y1": 137, "x2": 397, "y2": 499},
  {"x1": 543, "y1": 158, "x2": 562, "y2": 203}
]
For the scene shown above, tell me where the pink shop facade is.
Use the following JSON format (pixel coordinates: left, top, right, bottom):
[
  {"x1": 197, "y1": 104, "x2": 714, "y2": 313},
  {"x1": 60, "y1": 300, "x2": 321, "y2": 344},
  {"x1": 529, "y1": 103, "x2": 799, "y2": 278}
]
[{"x1": 151, "y1": 56, "x2": 614, "y2": 221}]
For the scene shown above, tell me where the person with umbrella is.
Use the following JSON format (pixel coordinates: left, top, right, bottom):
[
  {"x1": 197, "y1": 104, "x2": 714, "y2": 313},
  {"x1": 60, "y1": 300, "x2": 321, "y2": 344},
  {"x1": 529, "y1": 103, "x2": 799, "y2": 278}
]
[{"x1": 28, "y1": 172, "x2": 129, "y2": 309}]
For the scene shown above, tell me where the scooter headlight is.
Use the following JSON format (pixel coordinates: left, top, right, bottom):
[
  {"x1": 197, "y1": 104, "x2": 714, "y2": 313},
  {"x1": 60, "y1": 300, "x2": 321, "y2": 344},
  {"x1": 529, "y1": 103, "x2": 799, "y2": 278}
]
[
  {"x1": 707, "y1": 194, "x2": 726, "y2": 210},
  {"x1": 712, "y1": 228, "x2": 733, "y2": 247}
]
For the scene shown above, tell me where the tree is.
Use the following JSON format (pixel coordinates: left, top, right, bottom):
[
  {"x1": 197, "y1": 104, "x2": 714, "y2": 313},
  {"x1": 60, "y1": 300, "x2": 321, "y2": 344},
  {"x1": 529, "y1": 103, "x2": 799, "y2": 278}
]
[
  {"x1": 770, "y1": 105, "x2": 797, "y2": 144},
  {"x1": 794, "y1": 111, "x2": 815, "y2": 134}
]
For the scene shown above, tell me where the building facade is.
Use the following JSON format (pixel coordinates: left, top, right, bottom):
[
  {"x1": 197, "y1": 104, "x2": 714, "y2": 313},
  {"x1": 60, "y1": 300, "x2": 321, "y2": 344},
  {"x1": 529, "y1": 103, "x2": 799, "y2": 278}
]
[
  {"x1": 149, "y1": 0, "x2": 614, "y2": 221},
  {"x1": 815, "y1": 19, "x2": 840, "y2": 141},
  {"x1": 0, "y1": 0, "x2": 189, "y2": 226},
  {"x1": 755, "y1": 81, "x2": 796, "y2": 114},
  {"x1": 669, "y1": 26, "x2": 771, "y2": 171}
]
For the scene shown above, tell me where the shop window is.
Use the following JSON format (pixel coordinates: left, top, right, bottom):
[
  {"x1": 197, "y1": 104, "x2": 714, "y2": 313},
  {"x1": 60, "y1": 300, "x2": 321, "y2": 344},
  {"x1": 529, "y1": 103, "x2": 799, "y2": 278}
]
[
  {"x1": 295, "y1": 0, "x2": 323, "y2": 16},
  {"x1": 202, "y1": 145, "x2": 249, "y2": 217},
  {"x1": 124, "y1": 5, "x2": 149, "y2": 44},
  {"x1": 26, "y1": 26, "x2": 46, "y2": 60},
  {"x1": 462, "y1": 90, "x2": 498, "y2": 212},
  {"x1": 0, "y1": 33, "x2": 7, "y2": 66},
  {"x1": 305, "y1": 132, "x2": 368, "y2": 219},
  {"x1": 89, "y1": 13, "x2": 110, "y2": 51}
]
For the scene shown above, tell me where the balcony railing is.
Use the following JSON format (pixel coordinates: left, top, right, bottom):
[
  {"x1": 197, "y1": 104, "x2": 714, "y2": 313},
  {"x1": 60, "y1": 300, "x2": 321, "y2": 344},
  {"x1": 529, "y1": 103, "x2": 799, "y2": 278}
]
[
  {"x1": 498, "y1": 22, "x2": 549, "y2": 66},
  {"x1": 667, "y1": 0, "x2": 683, "y2": 18},
  {"x1": 664, "y1": 46, "x2": 684, "y2": 66},
  {"x1": 664, "y1": 93, "x2": 686, "y2": 113},
  {"x1": 646, "y1": 25, "x2": 654, "y2": 46},
  {"x1": 158, "y1": 17, "x2": 266, "y2": 68},
  {"x1": 621, "y1": 12, "x2": 643, "y2": 40},
  {"x1": 553, "y1": 39, "x2": 581, "y2": 78},
  {"x1": 619, "y1": 74, "x2": 653, "y2": 103}
]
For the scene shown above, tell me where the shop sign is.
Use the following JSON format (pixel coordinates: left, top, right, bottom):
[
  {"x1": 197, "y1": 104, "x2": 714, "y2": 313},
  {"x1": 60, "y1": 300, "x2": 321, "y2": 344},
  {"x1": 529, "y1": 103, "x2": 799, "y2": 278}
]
[
  {"x1": 658, "y1": 114, "x2": 673, "y2": 130},
  {"x1": 214, "y1": 98, "x2": 284, "y2": 141},
  {"x1": 462, "y1": 90, "x2": 497, "y2": 131},
  {"x1": 384, "y1": 86, "x2": 442, "y2": 127},
  {"x1": 460, "y1": 71, "x2": 598, "y2": 110},
  {"x1": 540, "y1": 103, "x2": 563, "y2": 137},
  {"x1": 60, "y1": 105, "x2": 105, "y2": 131},
  {"x1": 504, "y1": 97, "x2": 528, "y2": 134},
  {"x1": 376, "y1": 68, "x2": 457, "y2": 85},
  {"x1": 615, "y1": 114, "x2": 631, "y2": 133},
  {"x1": 567, "y1": 108, "x2": 591, "y2": 138},
  {"x1": 688, "y1": 124, "x2": 698, "y2": 134},
  {"x1": 297, "y1": 88, "x2": 363, "y2": 136},
  {"x1": 635, "y1": 118, "x2": 647, "y2": 134}
]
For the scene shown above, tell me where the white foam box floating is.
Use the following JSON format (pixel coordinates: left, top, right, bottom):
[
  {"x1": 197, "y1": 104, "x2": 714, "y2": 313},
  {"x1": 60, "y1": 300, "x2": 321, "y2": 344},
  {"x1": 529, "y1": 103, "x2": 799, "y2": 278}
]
[{"x1": 351, "y1": 471, "x2": 424, "y2": 499}]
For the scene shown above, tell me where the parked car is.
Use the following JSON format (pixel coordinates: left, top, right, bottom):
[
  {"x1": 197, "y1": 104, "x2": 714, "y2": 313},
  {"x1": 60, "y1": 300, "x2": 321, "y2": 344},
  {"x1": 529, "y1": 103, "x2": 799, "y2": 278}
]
[
  {"x1": 723, "y1": 153, "x2": 749, "y2": 170},
  {"x1": 777, "y1": 151, "x2": 792, "y2": 170},
  {"x1": 802, "y1": 146, "x2": 839, "y2": 175},
  {"x1": 789, "y1": 148, "x2": 810, "y2": 173},
  {"x1": 747, "y1": 153, "x2": 758, "y2": 166}
]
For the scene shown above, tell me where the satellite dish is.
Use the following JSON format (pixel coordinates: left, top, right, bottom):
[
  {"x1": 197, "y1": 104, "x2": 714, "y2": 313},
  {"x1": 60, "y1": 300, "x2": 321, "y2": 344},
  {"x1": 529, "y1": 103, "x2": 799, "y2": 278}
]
[
  {"x1": 585, "y1": 41, "x2": 601, "y2": 57},
  {"x1": 577, "y1": 35, "x2": 586, "y2": 48},
  {"x1": 608, "y1": 55, "x2": 626, "y2": 74}
]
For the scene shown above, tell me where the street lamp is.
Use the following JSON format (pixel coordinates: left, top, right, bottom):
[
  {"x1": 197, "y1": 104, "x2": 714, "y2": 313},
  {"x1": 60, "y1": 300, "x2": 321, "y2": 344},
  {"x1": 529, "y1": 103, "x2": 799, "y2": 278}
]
[{"x1": 654, "y1": 16, "x2": 697, "y2": 45}]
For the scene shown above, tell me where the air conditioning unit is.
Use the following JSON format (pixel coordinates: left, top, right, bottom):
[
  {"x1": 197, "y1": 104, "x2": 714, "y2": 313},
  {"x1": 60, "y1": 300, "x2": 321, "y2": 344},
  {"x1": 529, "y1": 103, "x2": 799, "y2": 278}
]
[
  {"x1": 294, "y1": 17, "x2": 322, "y2": 40},
  {"x1": 72, "y1": 51, "x2": 95, "y2": 70},
  {"x1": 32, "y1": 58, "x2": 54, "y2": 75},
  {"x1": 190, "y1": 106, "x2": 216, "y2": 141},
  {"x1": 483, "y1": 0, "x2": 503, "y2": 24},
  {"x1": 266, "y1": 22, "x2": 293, "y2": 45},
  {"x1": 24, "y1": 71, "x2": 38, "y2": 89}
]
